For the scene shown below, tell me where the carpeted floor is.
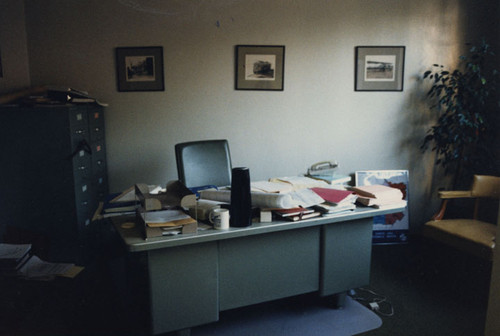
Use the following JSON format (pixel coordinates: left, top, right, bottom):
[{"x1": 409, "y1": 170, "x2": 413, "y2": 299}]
[
  {"x1": 192, "y1": 295, "x2": 381, "y2": 336},
  {"x1": 0, "y1": 234, "x2": 492, "y2": 336},
  {"x1": 358, "y1": 237, "x2": 491, "y2": 336}
]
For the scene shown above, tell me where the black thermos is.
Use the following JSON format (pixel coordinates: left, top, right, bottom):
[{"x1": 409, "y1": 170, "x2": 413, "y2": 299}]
[{"x1": 230, "y1": 167, "x2": 252, "y2": 227}]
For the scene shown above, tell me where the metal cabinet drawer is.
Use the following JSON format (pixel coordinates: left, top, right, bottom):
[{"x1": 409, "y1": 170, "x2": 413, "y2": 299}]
[{"x1": 69, "y1": 108, "x2": 89, "y2": 129}]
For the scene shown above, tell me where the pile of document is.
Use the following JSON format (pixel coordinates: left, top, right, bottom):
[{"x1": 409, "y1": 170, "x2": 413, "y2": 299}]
[
  {"x1": 0, "y1": 243, "x2": 32, "y2": 275},
  {"x1": 200, "y1": 176, "x2": 360, "y2": 221},
  {"x1": 310, "y1": 187, "x2": 358, "y2": 215},
  {"x1": 200, "y1": 176, "x2": 329, "y2": 210},
  {"x1": 0, "y1": 243, "x2": 80, "y2": 280},
  {"x1": 348, "y1": 184, "x2": 407, "y2": 209},
  {"x1": 140, "y1": 208, "x2": 197, "y2": 236}
]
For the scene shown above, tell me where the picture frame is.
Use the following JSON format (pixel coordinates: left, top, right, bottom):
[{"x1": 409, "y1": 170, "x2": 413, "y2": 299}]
[
  {"x1": 235, "y1": 45, "x2": 285, "y2": 91},
  {"x1": 116, "y1": 46, "x2": 164, "y2": 92},
  {"x1": 355, "y1": 46, "x2": 405, "y2": 91}
]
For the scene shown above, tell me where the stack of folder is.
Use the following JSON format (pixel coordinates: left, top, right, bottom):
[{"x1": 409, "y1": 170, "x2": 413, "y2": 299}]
[
  {"x1": 140, "y1": 209, "x2": 197, "y2": 236},
  {"x1": 310, "y1": 187, "x2": 358, "y2": 215},
  {"x1": 272, "y1": 207, "x2": 321, "y2": 221}
]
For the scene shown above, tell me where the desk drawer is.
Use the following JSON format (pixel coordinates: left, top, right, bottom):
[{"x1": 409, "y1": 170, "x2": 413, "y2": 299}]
[{"x1": 68, "y1": 107, "x2": 88, "y2": 129}]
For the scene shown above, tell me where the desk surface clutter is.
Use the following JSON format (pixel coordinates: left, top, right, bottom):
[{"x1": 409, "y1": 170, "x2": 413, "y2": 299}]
[{"x1": 97, "y1": 174, "x2": 407, "y2": 243}]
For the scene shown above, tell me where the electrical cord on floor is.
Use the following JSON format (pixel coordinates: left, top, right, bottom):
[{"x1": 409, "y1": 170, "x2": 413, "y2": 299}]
[{"x1": 348, "y1": 287, "x2": 394, "y2": 317}]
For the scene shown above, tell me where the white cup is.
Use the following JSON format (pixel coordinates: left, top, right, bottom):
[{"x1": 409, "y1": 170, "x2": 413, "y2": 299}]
[{"x1": 209, "y1": 208, "x2": 230, "y2": 230}]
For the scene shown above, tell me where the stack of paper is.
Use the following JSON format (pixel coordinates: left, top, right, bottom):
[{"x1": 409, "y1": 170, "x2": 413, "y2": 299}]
[
  {"x1": 272, "y1": 207, "x2": 321, "y2": 221},
  {"x1": 0, "y1": 243, "x2": 32, "y2": 274},
  {"x1": 268, "y1": 176, "x2": 330, "y2": 190},
  {"x1": 140, "y1": 209, "x2": 197, "y2": 236},
  {"x1": 0, "y1": 243, "x2": 82, "y2": 280},
  {"x1": 251, "y1": 181, "x2": 294, "y2": 193},
  {"x1": 349, "y1": 184, "x2": 407, "y2": 208},
  {"x1": 311, "y1": 188, "x2": 358, "y2": 215},
  {"x1": 200, "y1": 189, "x2": 298, "y2": 209},
  {"x1": 17, "y1": 256, "x2": 77, "y2": 280}
]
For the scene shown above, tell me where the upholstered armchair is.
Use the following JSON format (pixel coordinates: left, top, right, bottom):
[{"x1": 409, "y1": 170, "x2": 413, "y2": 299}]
[{"x1": 423, "y1": 175, "x2": 500, "y2": 261}]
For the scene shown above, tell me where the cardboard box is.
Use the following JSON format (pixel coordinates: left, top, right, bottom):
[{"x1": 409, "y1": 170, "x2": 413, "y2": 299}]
[{"x1": 135, "y1": 180, "x2": 197, "y2": 239}]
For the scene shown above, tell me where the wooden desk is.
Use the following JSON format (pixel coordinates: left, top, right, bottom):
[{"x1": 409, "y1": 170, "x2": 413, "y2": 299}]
[{"x1": 113, "y1": 205, "x2": 405, "y2": 335}]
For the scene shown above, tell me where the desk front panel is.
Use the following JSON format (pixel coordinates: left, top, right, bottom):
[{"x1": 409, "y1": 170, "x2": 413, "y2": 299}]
[
  {"x1": 320, "y1": 217, "x2": 373, "y2": 296},
  {"x1": 148, "y1": 241, "x2": 219, "y2": 334},
  {"x1": 218, "y1": 227, "x2": 320, "y2": 311}
]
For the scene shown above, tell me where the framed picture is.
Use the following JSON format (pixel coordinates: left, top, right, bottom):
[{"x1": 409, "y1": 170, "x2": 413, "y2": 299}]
[
  {"x1": 116, "y1": 46, "x2": 164, "y2": 91},
  {"x1": 355, "y1": 46, "x2": 405, "y2": 91},
  {"x1": 235, "y1": 45, "x2": 285, "y2": 91}
]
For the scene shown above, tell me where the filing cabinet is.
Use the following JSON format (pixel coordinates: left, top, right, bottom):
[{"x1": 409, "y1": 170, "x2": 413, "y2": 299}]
[{"x1": 0, "y1": 104, "x2": 108, "y2": 263}]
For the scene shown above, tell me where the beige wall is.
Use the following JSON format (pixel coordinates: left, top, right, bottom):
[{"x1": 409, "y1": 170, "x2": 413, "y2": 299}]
[
  {"x1": 0, "y1": 0, "x2": 30, "y2": 92},
  {"x1": 1, "y1": 0, "x2": 498, "y2": 231}
]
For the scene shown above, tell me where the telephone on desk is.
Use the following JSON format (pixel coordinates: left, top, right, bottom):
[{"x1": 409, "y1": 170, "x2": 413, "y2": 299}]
[
  {"x1": 307, "y1": 161, "x2": 351, "y2": 185},
  {"x1": 307, "y1": 161, "x2": 338, "y2": 176}
]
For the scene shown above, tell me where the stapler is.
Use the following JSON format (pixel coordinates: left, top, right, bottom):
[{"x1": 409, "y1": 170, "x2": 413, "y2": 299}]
[{"x1": 307, "y1": 161, "x2": 338, "y2": 176}]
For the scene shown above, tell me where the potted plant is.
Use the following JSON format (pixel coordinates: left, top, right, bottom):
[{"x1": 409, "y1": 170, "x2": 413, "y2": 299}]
[{"x1": 421, "y1": 40, "x2": 500, "y2": 188}]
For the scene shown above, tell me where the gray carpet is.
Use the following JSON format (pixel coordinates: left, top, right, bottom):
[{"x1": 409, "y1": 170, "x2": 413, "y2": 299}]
[{"x1": 192, "y1": 295, "x2": 382, "y2": 336}]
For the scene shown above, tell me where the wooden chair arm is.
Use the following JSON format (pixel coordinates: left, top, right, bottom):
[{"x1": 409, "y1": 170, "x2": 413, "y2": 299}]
[
  {"x1": 431, "y1": 199, "x2": 448, "y2": 220},
  {"x1": 438, "y1": 190, "x2": 473, "y2": 199},
  {"x1": 432, "y1": 191, "x2": 475, "y2": 220}
]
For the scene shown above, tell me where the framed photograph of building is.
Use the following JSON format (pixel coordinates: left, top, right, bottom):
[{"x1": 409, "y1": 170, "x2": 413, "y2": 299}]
[
  {"x1": 355, "y1": 170, "x2": 410, "y2": 244},
  {"x1": 116, "y1": 46, "x2": 164, "y2": 91},
  {"x1": 355, "y1": 46, "x2": 405, "y2": 91},
  {"x1": 235, "y1": 45, "x2": 285, "y2": 91}
]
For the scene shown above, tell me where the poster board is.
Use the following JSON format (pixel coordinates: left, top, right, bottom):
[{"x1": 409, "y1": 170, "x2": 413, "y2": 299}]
[{"x1": 355, "y1": 170, "x2": 409, "y2": 244}]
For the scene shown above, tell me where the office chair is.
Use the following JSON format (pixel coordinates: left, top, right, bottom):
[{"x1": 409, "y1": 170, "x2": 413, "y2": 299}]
[
  {"x1": 175, "y1": 139, "x2": 232, "y2": 190},
  {"x1": 423, "y1": 175, "x2": 500, "y2": 261}
]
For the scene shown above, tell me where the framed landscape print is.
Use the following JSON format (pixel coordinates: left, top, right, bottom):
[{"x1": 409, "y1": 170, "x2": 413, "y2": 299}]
[
  {"x1": 235, "y1": 45, "x2": 285, "y2": 91},
  {"x1": 355, "y1": 46, "x2": 405, "y2": 91},
  {"x1": 116, "y1": 46, "x2": 164, "y2": 92}
]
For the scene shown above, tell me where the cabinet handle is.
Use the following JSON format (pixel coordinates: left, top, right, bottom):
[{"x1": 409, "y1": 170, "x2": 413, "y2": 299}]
[
  {"x1": 67, "y1": 139, "x2": 92, "y2": 160},
  {"x1": 94, "y1": 127, "x2": 100, "y2": 132},
  {"x1": 75, "y1": 129, "x2": 85, "y2": 135},
  {"x1": 78, "y1": 166, "x2": 86, "y2": 170}
]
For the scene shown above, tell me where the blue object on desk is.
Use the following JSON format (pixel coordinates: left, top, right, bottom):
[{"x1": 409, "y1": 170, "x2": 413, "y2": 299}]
[{"x1": 189, "y1": 185, "x2": 218, "y2": 198}]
